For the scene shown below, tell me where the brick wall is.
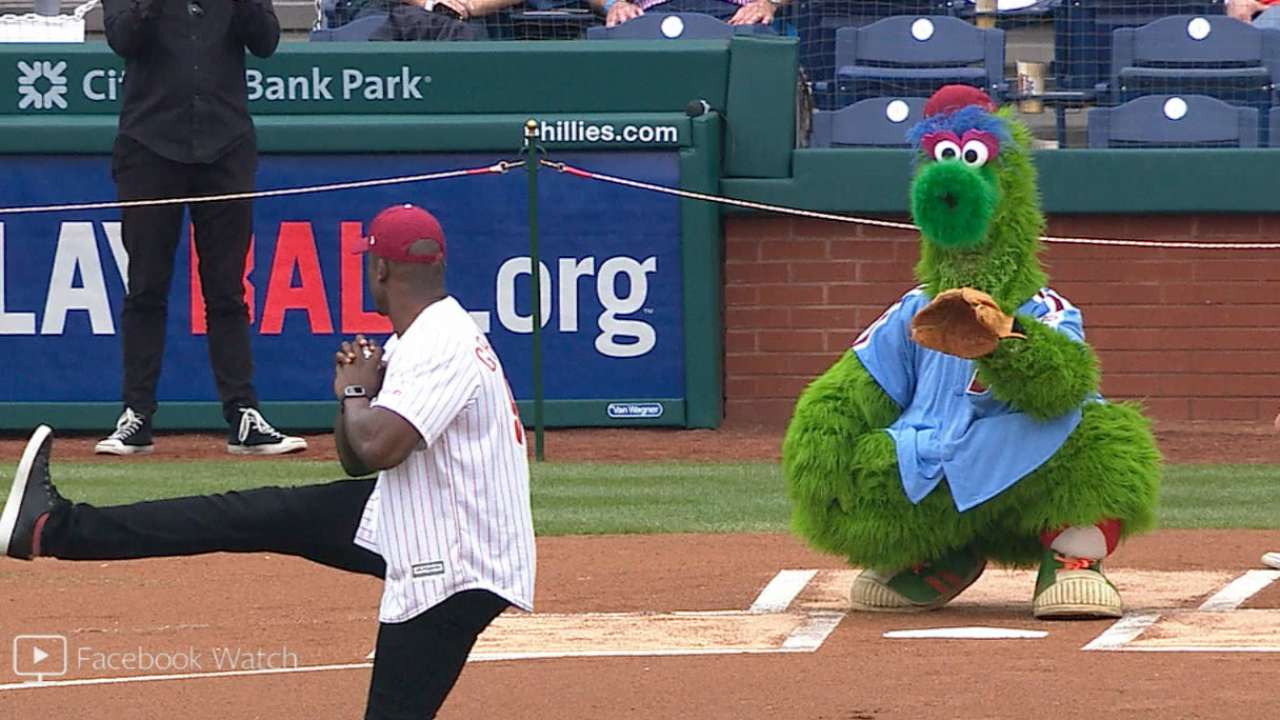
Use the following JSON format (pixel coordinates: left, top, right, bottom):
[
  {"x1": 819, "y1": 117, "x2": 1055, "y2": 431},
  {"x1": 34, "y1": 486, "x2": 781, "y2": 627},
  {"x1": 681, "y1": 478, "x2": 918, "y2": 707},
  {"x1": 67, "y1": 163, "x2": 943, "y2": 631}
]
[{"x1": 723, "y1": 214, "x2": 1280, "y2": 426}]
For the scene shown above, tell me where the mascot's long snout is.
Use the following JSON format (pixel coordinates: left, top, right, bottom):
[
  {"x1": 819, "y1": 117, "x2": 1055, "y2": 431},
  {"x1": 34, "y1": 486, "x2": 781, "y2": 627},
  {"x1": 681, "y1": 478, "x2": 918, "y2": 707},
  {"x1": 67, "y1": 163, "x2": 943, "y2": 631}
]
[{"x1": 910, "y1": 159, "x2": 997, "y2": 251}]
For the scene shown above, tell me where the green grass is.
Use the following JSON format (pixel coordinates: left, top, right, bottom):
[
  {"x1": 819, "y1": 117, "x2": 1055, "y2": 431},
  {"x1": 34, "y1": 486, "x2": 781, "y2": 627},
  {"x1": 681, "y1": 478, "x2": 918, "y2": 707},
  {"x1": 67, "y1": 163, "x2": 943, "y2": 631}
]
[{"x1": 2, "y1": 460, "x2": 1278, "y2": 535}]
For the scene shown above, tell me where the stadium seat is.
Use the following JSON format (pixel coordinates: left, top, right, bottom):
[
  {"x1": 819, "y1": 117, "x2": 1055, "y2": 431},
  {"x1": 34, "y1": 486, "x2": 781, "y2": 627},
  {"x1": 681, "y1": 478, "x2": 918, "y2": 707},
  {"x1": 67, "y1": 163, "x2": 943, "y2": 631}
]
[
  {"x1": 1087, "y1": 94, "x2": 1259, "y2": 147},
  {"x1": 809, "y1": 96, "x2": 926, "y2": 148},
  {"x1": 1052, "y1": 0, "x2": 1226, "y2": 92},
  {"x1": 795, "y1": 0, "x2": 956, "y2": 110},
  {"x1": 1109, "y1": 15, "x2": 1280, "y2": 109},
  {"x1": 585, "y1": 13, "x2": 777, "y2": 39},
  {"x1": 832, "y1": 15, "x2": 1004, "y2": 109},
  {"x1": 308, "y1": 13, "x2": 387, "y2": 40},
  {"x1": 490, "y1": 7, "x2": 599, "y2": 40}
]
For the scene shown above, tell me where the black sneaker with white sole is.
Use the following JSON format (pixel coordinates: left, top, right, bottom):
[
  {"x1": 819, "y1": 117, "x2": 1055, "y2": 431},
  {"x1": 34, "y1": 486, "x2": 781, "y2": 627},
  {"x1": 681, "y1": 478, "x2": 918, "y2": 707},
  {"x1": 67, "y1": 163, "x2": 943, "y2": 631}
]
[
  {"x1": 227, "y1": 408, "x2": 308, "y2": 456},
  {"x1": 1, "y1": 425, "x2": 69, "y2": 560},
  {"x1": 95, "y1": 408, "x2": 154, "y2": 456}
]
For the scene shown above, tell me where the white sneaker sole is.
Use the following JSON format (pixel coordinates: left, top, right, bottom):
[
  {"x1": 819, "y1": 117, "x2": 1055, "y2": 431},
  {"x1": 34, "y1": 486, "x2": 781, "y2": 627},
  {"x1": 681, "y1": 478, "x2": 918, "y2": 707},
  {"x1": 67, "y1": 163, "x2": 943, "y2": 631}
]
[
  {"x1": 1263, "y1": 552, "x2": 1280, "y2": 570},
  {"x1": 226, "y1": 438, "x2": 308, "y2": 456},
  {"x1": 1033, "y1": 570, "x2": 1123, "y2": 620},
  {"x1": 94, "y1": 440, "x2": 155, "y2": 456},
  {"x1": 0, "y1": 425, "x2": 53, "y2": 556}
]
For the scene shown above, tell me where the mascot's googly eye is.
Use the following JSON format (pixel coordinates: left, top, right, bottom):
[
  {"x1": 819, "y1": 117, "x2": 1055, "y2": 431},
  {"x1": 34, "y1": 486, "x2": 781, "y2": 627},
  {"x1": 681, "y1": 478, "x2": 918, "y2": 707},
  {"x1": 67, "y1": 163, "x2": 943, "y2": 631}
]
[
  {"x1": 932, "y1": 140, "x2": 961, "y2": 162},
  {"x1": 960, "y1": 140, "x2": 990, "y2": 167},
  {"x1": 958, "y1": 130, "x2": 1000, "y2": 166}
]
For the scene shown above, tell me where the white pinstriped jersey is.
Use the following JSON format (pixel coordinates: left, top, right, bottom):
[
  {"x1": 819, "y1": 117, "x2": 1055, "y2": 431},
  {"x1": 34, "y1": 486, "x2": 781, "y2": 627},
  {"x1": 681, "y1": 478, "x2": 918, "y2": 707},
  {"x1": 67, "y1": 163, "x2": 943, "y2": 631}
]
[{"x1": 354, "y1": 296, "x2": 536, "y2": 623}]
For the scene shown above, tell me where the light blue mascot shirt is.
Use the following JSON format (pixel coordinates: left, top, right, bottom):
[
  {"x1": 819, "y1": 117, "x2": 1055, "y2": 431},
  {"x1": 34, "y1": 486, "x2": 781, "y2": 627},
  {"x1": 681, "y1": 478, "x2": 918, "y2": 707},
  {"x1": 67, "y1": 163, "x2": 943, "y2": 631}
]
[{"x1": 853, "y1": 287, "x2": 1090, "y2": 512}]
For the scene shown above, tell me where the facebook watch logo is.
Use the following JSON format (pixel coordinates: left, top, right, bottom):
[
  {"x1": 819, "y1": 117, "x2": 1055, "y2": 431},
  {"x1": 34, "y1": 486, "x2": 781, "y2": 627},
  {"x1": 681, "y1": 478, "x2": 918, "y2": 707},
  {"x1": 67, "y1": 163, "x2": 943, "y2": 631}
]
[
  {"x1": 16, "y1": 60, "x2": 69, "y2": 111},
  {"x1": 12, "y1": 634, "x2": 68, "y2": 681}
]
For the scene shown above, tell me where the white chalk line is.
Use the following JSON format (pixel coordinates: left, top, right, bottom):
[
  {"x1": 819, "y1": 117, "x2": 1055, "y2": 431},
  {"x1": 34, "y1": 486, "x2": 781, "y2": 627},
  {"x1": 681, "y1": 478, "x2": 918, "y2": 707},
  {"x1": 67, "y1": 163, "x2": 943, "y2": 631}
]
[
  {"x1": 1093, "y1": 645, "x2": 1280, "y2": 654},
  {"x1": 1084, "y1": 570, "x2": 1280, "y2": 652},
  {"x1": 0, "y1": 661, "x2": 373, "y2": 692},
  {"x1": 749, "y1": 569, "x2": 818, "y2": 613},
  {"x1": 1082, "y1": 611, "x2": 1164, "y2": 651},
  {"x1": 781, "y1": 611, "x2": 845, "y2": 651},
  {"x1": 1197, "y1": 570, "x2": 1280, "y2": 612}
]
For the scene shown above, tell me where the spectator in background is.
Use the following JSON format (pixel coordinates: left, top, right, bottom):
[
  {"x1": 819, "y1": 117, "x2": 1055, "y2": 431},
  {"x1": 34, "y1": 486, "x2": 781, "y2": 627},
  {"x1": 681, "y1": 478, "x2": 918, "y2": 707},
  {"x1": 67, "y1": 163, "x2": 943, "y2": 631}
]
[
  {"x1": 336, "y1": 0, "x2": 523, "y2": 38},
  {"x1": 594, "y1": 0, "x2": 789, "y2": 28},
  {"x1": 1227, "y1": 0, "x2": 1280, "y2": 29},
  {"x1": 98, "y1": 0, "x2": 307, "y2": 457}
]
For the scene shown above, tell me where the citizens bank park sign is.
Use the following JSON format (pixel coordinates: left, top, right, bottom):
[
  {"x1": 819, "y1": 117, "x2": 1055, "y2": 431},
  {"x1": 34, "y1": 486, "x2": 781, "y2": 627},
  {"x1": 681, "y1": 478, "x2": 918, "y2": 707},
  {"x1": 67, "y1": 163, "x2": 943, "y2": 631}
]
[
  {"x1": 16, "y1": 62, "x2": 431, "y2": 108},
  {"x1": 9, "y1": 53, "x2": 442, "y2": 114},
  {"x1": 0, "y1": 153, "x2": 686, "y2": 409}
]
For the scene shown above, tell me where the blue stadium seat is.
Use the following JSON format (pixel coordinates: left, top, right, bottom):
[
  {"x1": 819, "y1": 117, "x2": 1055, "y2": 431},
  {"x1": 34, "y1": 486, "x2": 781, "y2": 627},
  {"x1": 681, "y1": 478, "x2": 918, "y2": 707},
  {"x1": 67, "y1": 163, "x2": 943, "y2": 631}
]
[
  {"x1": 1109, "y1": 15, "x2": 1280, "y2": 109},
  {"x1": 1087, "y1": 94, "x2": 1259, "y2": 147},
  {"x1": 585, "y1": 13, "x2": 777, "y2": 39},
  {"x1": 309, "y1": 13, "x2": 387, "y2": 41},
  {"x1": 1052, "y1": 0, "x2": 1225, "y2": 92},
  {"x1": 487, "y1": 6, "x2": 599, "y2": 40},
  {"x1": 795, "y1": 0, "x2": 957, "y2": 109},
  {"x1": 809, "y1": 96, "x2": 926, "y2": 148},
  {"x1": 833, "y1": 15, "x2": 1004, "y2": 109}
]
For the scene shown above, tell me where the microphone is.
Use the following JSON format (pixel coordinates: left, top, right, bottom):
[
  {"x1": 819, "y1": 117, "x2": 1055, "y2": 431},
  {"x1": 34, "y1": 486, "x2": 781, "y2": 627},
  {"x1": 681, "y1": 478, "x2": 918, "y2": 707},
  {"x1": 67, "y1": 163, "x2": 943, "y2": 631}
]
[{"x1": 685, "y1": 99, "x2": 713, "y2": 117}]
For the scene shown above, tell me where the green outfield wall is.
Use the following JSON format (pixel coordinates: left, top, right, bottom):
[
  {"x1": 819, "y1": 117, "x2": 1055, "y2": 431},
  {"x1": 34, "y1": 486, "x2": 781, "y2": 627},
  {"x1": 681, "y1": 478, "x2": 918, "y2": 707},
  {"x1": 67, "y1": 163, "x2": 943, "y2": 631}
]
[{"x1": 1, "y1": 37, "x2": 1276, "y2": 431}]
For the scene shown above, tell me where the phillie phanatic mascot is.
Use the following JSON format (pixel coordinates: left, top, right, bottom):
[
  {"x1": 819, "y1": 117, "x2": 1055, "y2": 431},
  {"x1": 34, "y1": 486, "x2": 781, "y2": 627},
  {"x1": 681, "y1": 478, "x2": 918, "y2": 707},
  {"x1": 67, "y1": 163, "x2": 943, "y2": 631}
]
[{"x1": 782, "y1": 85, "x2": 1160, "y2": 619}]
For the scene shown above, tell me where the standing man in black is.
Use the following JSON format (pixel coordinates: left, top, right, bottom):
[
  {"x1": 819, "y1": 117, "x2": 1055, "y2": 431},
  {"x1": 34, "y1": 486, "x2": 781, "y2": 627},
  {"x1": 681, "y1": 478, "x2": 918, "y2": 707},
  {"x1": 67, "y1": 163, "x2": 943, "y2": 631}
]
[{"x1": 96, "y1": 0, "x2": 306, "y2": 456}]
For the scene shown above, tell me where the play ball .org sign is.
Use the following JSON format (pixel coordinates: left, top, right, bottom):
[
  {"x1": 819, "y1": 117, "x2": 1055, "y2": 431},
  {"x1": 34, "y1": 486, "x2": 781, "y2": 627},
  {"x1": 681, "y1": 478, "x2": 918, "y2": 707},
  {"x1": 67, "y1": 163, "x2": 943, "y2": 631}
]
[{"x1": 0, "y1": 151, "x2": 686, "y2": 411}]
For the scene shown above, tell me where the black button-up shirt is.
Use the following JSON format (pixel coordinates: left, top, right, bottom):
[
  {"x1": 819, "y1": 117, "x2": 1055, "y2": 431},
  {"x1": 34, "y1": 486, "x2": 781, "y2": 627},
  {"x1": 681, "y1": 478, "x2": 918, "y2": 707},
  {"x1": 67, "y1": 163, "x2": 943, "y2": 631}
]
[{"x1": 103, "y1": 0, "x2": 280, "y2": 164}]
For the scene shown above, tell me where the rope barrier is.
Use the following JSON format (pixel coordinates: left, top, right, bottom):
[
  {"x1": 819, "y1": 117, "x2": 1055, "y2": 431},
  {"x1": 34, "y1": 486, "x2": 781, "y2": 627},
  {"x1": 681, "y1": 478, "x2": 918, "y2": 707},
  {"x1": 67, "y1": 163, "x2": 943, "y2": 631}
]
[
  {"x1": 543, "y1": 159, "x2": 1280, "y2": 251},
  {"x1": 2, "y1": 152, "x2": 1276, "y2": 252},
  {"x1": 0, "y1": 160, "x2": 522, "y2": 216}
]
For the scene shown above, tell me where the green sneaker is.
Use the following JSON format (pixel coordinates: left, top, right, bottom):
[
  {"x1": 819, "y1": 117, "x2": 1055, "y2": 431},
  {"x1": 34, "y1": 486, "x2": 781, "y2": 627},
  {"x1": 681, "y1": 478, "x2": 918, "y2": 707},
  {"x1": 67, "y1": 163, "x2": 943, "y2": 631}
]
[
  {"x1": 850, "y1": 546, "x2": 986, "y2": 613},
  {"x1": 1032, "y1": 549, "x2": 1122, "y2": 620}
]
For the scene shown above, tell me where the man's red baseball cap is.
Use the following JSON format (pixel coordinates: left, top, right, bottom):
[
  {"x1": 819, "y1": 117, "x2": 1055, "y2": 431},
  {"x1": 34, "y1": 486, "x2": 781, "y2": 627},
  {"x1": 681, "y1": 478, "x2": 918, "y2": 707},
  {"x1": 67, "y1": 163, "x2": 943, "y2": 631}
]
[{"x1": 358, "y1": 204, "x2": 446, "y2": 264}]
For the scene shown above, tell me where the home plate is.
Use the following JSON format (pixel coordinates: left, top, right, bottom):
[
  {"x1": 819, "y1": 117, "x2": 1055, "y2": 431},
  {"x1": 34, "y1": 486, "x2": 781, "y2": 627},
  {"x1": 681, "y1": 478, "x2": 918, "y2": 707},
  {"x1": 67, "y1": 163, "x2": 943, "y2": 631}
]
[{"x1": 884, "y1": 627, "x2": 1048, "y2": 640}]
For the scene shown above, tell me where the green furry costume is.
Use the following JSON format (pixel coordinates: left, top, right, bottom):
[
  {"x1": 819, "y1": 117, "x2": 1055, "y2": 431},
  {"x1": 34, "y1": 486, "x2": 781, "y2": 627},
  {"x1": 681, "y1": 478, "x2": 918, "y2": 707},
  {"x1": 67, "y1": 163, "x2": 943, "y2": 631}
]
[{"x1": 781, "y1": 86, "x2": 1160, "y2": 618}]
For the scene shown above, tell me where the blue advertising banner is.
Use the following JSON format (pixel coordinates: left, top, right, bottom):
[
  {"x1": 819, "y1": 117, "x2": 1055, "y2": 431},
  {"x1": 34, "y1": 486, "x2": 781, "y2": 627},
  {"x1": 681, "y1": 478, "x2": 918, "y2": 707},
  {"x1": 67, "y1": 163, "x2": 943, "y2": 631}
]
[{"x1": 0, "y1": 151, "x2": 683, "y2": 415}]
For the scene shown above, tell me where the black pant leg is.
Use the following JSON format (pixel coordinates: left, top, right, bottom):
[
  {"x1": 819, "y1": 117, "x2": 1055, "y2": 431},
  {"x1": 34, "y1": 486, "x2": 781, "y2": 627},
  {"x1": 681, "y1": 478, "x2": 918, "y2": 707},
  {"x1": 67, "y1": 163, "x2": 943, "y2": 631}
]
[
  {"x1": 114, "y1": 136, "x2": 191, "y2": 417},
  {"x1": 365, "y1": 590, "x2": 509, "y2": 720},
  {"x1": 189, "y1": 136, "x2": 259, "y2": 423},
  {"x1": 40, "y1": 478, "x2": 385, "y2": 578}
]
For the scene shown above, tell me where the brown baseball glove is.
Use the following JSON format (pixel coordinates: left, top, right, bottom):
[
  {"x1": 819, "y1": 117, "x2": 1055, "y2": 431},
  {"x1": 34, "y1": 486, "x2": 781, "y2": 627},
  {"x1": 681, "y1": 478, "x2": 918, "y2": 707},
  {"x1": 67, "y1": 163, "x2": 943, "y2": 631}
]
[{"x1": 909, "y1": 288, "x2": 1025, "y2": 359}]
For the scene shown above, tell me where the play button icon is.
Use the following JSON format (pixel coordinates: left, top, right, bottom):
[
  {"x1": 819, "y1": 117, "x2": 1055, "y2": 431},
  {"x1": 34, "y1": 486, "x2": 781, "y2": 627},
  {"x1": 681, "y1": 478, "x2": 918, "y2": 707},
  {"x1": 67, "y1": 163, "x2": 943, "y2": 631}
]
[
  {"x1": 32, "y1": 645, "x2": 50, "y2": 665},
  {"x1": 12, "y1": 635, "x2": 67, "y2": 679}
]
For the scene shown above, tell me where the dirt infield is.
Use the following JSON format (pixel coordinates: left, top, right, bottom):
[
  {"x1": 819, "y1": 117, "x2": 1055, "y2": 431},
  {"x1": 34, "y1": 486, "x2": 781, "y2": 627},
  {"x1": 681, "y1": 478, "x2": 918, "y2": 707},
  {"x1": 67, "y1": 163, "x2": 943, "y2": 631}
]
[
  {"x1": 2, "y1": 530, "x2": 1280, "y2": 719},
  {"x1": 3, "y1": 418, "x2": 1279, "y2": 465},
  {"x1": 1, "y1": 423, "x2": 1278, "y2": 718}
]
